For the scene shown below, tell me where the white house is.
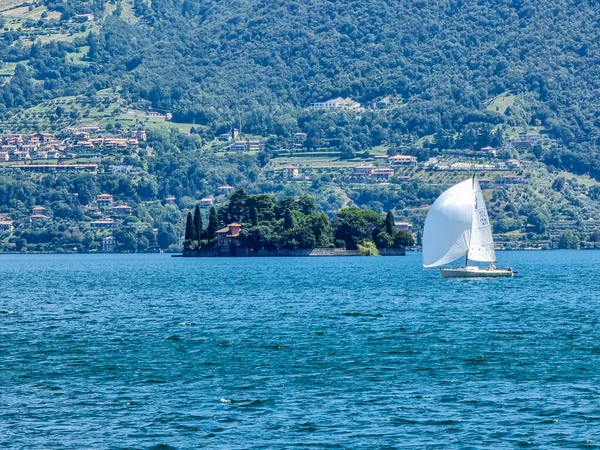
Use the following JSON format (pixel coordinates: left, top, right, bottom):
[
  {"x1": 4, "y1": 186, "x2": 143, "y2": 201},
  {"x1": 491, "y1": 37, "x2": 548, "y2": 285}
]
[
  {"x1": 395, "y1": 222, "x2": 413, "y2": 233},
  {"x1": 0, "y1": 221, "x2": 14, "y2": 232},
  {"x1": 200, "y1": 197, "x2": 214, "y2": 208},
  {"x1": 310, "y1": 97, "x2": 360, "y2": 110},
  {"x1": 218, "y1": 186, "x2": 235, "y2": 195},
  {"x1": 388, "y1": 155, "x2": 417, "y2": 166}
]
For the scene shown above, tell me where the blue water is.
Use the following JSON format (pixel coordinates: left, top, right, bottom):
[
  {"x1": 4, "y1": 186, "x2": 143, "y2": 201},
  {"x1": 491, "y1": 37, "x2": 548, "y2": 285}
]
[{"x1": 2, "y1": 251, "x2": 600, "y2": 448}]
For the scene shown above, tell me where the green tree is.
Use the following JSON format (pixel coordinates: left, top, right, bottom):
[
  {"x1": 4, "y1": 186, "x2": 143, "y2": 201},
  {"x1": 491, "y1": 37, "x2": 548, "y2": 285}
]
[
  {"x1": 184, "y1": 211, "x2": 194, "y2": 248},
  {"x1": 114, "y1": 230, "x2": 137, "y2": 252},
  {"x1": 283, "y1": 209, "x2": 294, "y2": 230},
  {"x1": 246, "y1": 194, "x2": 276, "y2": 222},
  {"x1": 86, "y1": 31, "x2": 100, "y2": 61},
  {"x1": 82, "y1": 232, "x2": 96, "y2": 252},
  {"x1": 14, "y1": 237, "x2": 27, "y2": 252},
  {"x1": 307, "y1": 212, "x2": 332, "y2": 247},
  {"x1": 193, "y1": 204, "x2": 202, "y2": 247},
  {"x1": 384, "y1": 210, "x2": 395, "y2": 235},
  {"x1": 250, "y1": 205, "x2": 258, "y2": 227},
  {"x1": 241, "y1": 225, "x2": 272, "y2": 250},
  {"x1": 375, "y1": 231, "x2": 394, "y2": 248},
  {"x1": 552, "y1": 177, "x2": 566, "y2": 192},
  {"x1": 158, "y1": 229, "x2": 172, "y2": 249},
  {"x1": 358, "y1": 241, "x2": 380, "y2": 256},
  {"x1": 527, "y1": 209, "x2": 549, "y2": 234},
  {"x1": 333, "y1": 207, "x2": 383, "y2": 250},
  {"x1": 158, "y1": 223, "x2": 175, "y2": 249},
  {"x1": 226, "y1": 189, "x2": 248, "y2": 222},
  {"x1": 558, "y1": 231, "x2": 580, "y2": 249},
  {"x1": 137, "y1": 236, "x2": 150, "y2": 252},
  {"x1": 394, "y1": 230, "x2": 414, "y2": 247},
  {"x1": 275, "y1": 197, "x2": 297, "y2": 219},
  {"x1": 494, "y1": 216, "x2": 521, "y2": 233},
  {"x1": 283, "y1": 225, "x2": 316, "y2": 249},
  {"x1": 297, "y1": 196, "x2": 317, "y2": 215},
  {"x1": 207, "y1": 207, "x2": 219, "y2": 240}
]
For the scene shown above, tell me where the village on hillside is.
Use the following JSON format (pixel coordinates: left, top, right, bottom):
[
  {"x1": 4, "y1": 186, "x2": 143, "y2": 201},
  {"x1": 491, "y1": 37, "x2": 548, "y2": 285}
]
[
  {"x1": 0, "y1": 107, "x2": 591, "y2": 254},
  {"x1": 0, "y1": 120, "x2": 533, "y2": 187},
  {"x1": 0, "y1": 125, "x2": 146, "y2": 171}
]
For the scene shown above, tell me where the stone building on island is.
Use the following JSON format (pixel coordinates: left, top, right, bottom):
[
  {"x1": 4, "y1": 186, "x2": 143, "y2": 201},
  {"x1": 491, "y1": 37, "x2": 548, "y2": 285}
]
[{"x1": 215, "y1": 223, "x2": 243, "y2": 254}]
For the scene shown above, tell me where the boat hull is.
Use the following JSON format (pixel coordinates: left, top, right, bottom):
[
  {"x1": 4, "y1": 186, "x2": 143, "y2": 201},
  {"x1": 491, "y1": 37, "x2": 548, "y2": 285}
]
[{"x1": 440, "y1": 266, "x2": 514, "y2": 278}]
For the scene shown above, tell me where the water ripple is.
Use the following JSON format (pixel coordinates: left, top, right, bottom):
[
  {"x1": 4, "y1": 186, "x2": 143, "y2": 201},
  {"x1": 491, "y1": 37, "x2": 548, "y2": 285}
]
[{"x1": 1, "y1": 251, "x2": 600, "y2": 448}]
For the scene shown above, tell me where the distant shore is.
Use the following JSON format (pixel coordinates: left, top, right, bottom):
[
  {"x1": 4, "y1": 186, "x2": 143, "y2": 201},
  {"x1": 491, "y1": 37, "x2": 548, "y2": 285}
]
[
  {"x1": 2, "y1": 247, "x2": 598, "y2": 256},
  {"x1": 174, "y1": 247, "x2": 407, "y2": 257}
]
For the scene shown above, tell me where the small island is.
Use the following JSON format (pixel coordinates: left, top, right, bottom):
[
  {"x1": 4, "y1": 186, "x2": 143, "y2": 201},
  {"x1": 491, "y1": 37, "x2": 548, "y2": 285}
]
[{"x1": 177, "y1": 190, "x2": 414, "y2": 257}]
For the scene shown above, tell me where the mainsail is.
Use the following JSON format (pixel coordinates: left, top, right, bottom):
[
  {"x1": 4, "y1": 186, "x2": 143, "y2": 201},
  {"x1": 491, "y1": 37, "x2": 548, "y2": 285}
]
[
  {"x1": 468, "y1": 177, "x2": 496, "y2": 263},
  {"x1": 422, "y1": 176, "x2": 496, "y2": 268}
]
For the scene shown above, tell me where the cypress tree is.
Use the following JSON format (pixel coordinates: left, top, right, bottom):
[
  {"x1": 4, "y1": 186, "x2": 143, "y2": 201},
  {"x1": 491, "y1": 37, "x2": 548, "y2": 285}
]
[
  {"x1": 385, "y1": 210, "x2": 395, "y2": 236},
  {"x1": 184, "y1": 212, "x2": 194, "y2": 248},
  {"x1": 207, "y1": 206, "x2": 219, "y2": 240},
  {"x1": 226, "y1": 189, "x2": 247, "y2": 222},
  {"x1": 250, "y1": 205, "x2": 258, "y2": 227},
  {"x1": 193, "y1": 204, "x2": 203, "y2": 247},
  {"x1": 283, "y1": 209, "x2": 294, "y2": 230}
]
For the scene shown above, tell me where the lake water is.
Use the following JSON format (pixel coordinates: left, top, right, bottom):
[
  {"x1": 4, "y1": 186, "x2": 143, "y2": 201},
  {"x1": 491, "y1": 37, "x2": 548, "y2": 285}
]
[{"x1": 2, "y1": 251, "x2": 600, "y2": 448}]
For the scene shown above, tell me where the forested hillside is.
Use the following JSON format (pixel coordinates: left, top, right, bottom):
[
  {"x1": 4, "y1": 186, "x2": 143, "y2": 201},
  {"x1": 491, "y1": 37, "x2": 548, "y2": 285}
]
[
  {"x1": 2, "y1": 0, "x2": 600, "y2": 160},
  {"x1": 1, "y1": 0, "x2": 600, "y2": 252}
]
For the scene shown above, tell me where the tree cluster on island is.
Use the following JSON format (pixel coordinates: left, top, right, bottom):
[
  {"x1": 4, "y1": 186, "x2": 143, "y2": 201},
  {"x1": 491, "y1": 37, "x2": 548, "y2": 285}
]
[{"x1": 183, "y1": 190, "x2": 414, "y2": 253}]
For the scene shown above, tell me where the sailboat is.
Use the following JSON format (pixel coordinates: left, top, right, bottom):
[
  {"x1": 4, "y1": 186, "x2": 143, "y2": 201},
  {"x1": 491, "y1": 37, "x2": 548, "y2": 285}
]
[{"x1": 423, "y1": 175, "x2": 514, "y2": 278}]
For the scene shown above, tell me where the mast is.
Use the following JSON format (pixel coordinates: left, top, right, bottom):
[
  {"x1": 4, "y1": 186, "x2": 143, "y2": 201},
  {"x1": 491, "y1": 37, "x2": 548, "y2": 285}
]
[{"x1": 464, "y1": 174, "x2": 475, "y2": 268}]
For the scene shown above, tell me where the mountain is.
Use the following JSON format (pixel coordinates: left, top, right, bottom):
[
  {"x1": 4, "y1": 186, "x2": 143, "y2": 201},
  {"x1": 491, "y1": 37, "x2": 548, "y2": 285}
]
[
  {"x1": 4, "y1": 1, "x2": 600, "y2": 139},
  {"x1": 0, "y1": 0, "x2": 599, "y2": 252}
]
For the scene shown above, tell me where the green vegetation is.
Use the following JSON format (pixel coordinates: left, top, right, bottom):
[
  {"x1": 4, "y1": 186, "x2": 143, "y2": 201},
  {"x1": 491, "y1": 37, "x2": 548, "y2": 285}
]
[
  {"x1": 486, "y1": 93, "x2": 517, "y2": 115},
  {"x1": 558, "y1": 231, "x2": 580, "y2": 250},
  {"x1": 192, "y1": 203, "x2": 202, "y2": 248},
  {"x1": 182, "y1": 191, "x2": 412, "y2": 253},
  {"x1": 183, "y1": 211, "x2": 193, "y2": 247},
  {"x1": 357, "y1": 242, "x2": 380, "y2": 257},
  {"x1": 1, "y1": 128, "x2": 600, "y2": 253},
  {"x1": 0, "y1": 0, "x2": 598, "y2": 174},
  {"x1": 2, "y1": 0, "x2": 600, "y2": 252}
]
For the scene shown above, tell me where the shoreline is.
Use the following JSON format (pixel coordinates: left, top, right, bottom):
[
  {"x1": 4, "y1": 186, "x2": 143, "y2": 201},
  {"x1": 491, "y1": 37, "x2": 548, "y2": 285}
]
[
  {"x1": 0, "y1": 248, "x2": 596, "y2": 256},
  {"x1": 174, "y1": 247, "x2": 407, "y2": 257}
]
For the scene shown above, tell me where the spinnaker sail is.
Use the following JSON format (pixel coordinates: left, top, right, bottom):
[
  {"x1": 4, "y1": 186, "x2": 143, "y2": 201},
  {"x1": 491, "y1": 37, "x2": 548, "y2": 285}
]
[{"x1": 423, "y1": 176, "x2": 496, "y2": 268}]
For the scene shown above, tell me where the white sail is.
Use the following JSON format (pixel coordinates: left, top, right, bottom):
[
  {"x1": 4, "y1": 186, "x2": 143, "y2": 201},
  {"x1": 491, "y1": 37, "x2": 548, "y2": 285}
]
[
  {"x1": 468, "y1": 177, "x2": 496, "y2": 262},
  {"x1": 422, "y1": 179, "x2": 474, "y2": 268}
]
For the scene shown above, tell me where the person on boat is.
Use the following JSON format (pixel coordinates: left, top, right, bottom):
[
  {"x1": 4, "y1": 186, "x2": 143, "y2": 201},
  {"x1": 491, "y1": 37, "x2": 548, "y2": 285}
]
[{"x1": 488, "y1": 263, "x2": 496, "y2": 271}]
